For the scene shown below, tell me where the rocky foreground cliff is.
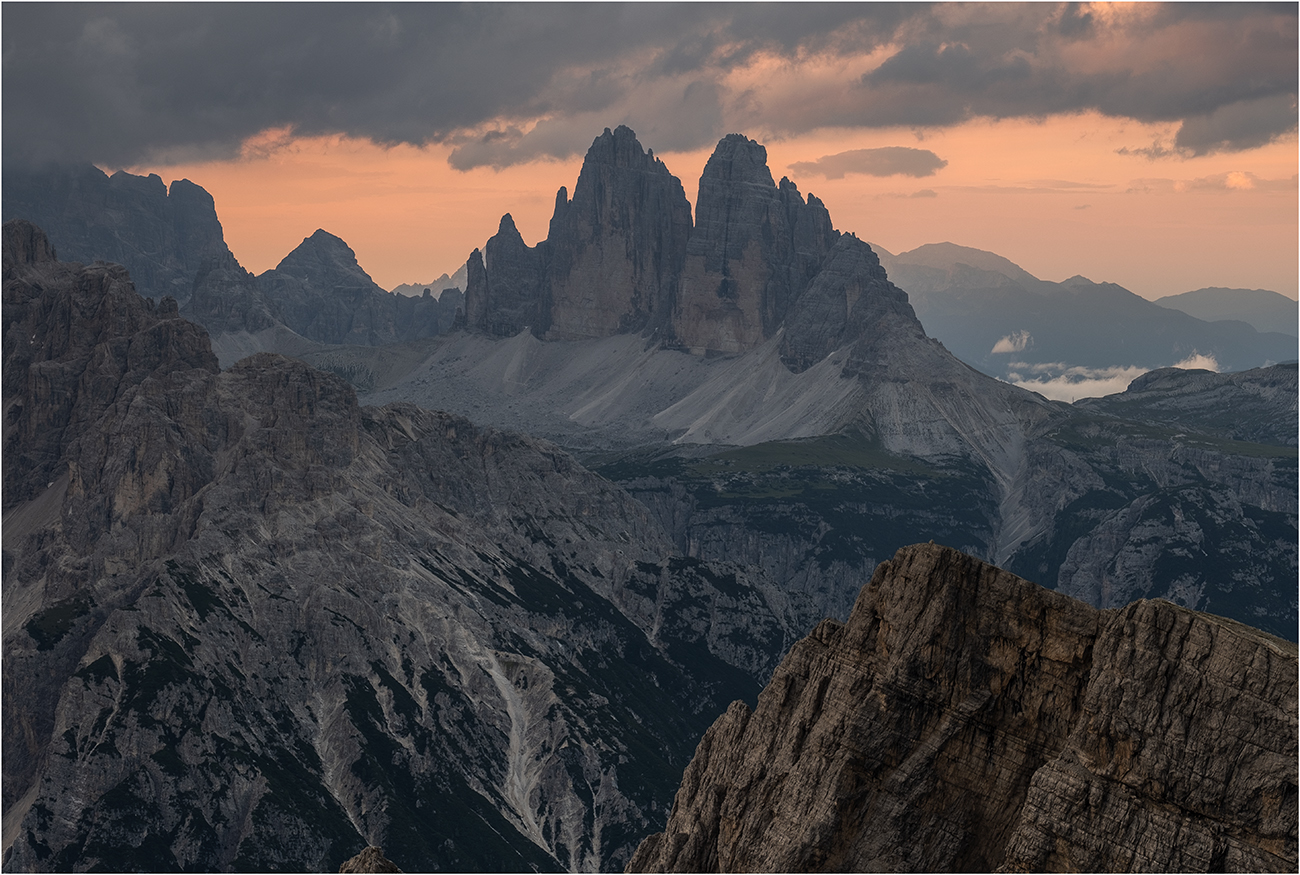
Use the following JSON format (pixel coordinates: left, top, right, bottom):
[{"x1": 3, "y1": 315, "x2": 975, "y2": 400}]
[{"x1": 629, "y1": 543, "x2": 1298, "y2": 873}]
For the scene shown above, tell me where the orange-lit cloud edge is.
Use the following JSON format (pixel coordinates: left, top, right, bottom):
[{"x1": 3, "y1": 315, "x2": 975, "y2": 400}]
[{"x1": 122, "y1": 110, "x2": 1298, "y2": 301}]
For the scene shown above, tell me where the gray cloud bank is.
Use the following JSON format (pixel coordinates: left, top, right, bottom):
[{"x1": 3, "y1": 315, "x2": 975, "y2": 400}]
[
  {"x1": 3, "y1": 3, "x2": 1295, "y2": 170},
  {"x1": 790, "y1": 147, "x2": 948, "y2": 179}
]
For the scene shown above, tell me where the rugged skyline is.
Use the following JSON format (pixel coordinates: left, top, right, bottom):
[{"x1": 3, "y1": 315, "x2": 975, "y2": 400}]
[{"x1": 3, "y1": 3, "x2": 1297, "y2": 298}]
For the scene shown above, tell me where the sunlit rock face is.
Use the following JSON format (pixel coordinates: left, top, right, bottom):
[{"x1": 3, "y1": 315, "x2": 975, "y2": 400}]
[{"x1": 629, "y1": 543, "x2": 1298, "y2": 874}]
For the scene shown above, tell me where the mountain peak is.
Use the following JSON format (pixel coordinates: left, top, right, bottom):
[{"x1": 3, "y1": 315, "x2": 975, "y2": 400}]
[
  {"x1": 496, "y1": 212, "x2": 523, "y2": 240},
  {"x1": 581, "y1": 124, "x2": 664, "y2": 174},
  {"x1": 892, "y1": 242, "x2": 1041, "y2": 287},
  {"x1": 275, "y1": 229, "x2": 377, "y2": 290},
  {"x1": 701, "y1": 133, "x2": 774, "y2": 188}
]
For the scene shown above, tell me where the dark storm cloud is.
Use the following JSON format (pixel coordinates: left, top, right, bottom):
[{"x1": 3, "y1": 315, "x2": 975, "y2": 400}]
[
  {"x1": 790, "y1": 147, "x2": 948, "y2": 179},
  {"x1": 3, "y1": 3, "x2": 1295, "y2": 170}
]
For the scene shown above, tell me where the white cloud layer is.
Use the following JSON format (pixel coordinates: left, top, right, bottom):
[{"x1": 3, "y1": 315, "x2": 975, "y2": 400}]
[{"x1": 1009, "y1": 354, "x2": 1220, "y2": 402}]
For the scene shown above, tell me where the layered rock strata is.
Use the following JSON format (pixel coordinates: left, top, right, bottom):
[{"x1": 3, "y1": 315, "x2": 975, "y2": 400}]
[{"x1": 628, "y1": 542, "x2": 1298, "y2": 873}]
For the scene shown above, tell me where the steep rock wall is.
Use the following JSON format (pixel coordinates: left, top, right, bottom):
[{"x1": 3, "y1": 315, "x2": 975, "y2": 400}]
[{"x1": 628, "y1": 543, "x2": 1297, "y2": 873}]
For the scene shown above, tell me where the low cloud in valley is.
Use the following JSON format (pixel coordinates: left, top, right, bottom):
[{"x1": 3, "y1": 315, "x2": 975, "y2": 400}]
[{"x1": 1009, "y1": 354, "x2": 1221, "y2": 402}]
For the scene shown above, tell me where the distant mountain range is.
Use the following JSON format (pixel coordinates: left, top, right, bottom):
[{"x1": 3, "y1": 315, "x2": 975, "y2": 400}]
[
  {"x1": 871, "y1": 242, "x2": 1297, "y2": 394},
  {"x1": 389, "y1": 262, "x2": 468, "y2": 298},
  {"x1": 1156, "y1": 286, "x2": 1298, "y2": 337}
]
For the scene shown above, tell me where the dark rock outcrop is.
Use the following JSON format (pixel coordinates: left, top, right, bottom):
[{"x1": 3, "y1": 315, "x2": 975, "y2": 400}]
[
  {"x1": 2, "y1": 220, "x2": 220, "y2": 510},
  {"x1": 779, "y1": 233, "x2": 916, "y2": 373},
  {"x1": 254, "y1": 229, "x2": 402, "y2": 345},
  {"x1": 4, "y1": 169, "x2": 459, "y2": 356},
  {"x1": 474, "y1": 214, "x2": 548, "y2": 338},
  {"x1": 464, "y1": 126, "x2": 693, "y2": 342},
  {"x1": 2, "y1": 165, "x2": 231, "y2": 305},
  {"x1": 628, "y1": 543, "x2": 1298, "y2": 873}
]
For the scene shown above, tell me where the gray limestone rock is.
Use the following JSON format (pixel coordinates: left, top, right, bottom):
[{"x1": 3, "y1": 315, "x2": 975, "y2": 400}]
[
  {"x1": 779, "y1": 234, "x2": 915, "y2": 373},
  {"x1": 544, "y1": 125, "x2": 692, "y2": 341},
  {"x1": 673, "y1": 134, "x2": 838, "y2": 354},
  {"x1": 627, "y1": 543, "x2": 1298, "y2": 873},
  {"x1": 253, "y1": 229, "x2": 403, "y2": 346},
  {"x1": 463, "y1": 127, "x2": 693, "y2": 343}
]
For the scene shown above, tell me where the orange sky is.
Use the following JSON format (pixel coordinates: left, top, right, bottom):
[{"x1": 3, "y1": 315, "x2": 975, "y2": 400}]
[{"x1": 125, "y1": 112, "x2": 1297, "y2": 301}]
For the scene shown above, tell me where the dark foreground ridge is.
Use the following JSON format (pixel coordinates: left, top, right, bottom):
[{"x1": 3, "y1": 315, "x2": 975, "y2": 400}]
[{"x1": 629, "y1": 542, "x2": 1298, "y2": 873}]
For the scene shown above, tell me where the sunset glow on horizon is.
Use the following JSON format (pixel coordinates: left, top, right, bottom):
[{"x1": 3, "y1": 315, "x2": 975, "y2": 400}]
[
  {"x1": 120, "y1": 111, "x2": 1298, "y2": 300},
  {"x1": 11, "y1": 3, "x2": 1295, "y2": 300}
]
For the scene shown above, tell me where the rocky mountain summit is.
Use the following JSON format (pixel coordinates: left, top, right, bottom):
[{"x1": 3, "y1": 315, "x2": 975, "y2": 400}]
[
  {"x1": 2, "y1": 168, "x2": 462, "y2": 367},
  {"x1": 186, "y1": 229, "x2": 460, "y2": 362},
  {"x1": 462, "y1": 126, "x2": 838, "y2": 353},
  {"x1": 2, "y1": 164, "x2": 230, "y2": 305},
  {"x1": 629, "y1": 543, "x2": 1298, "y2": 873},
  {"x1": 2, "y1": 220, "x2": 794, "y2": 871}
]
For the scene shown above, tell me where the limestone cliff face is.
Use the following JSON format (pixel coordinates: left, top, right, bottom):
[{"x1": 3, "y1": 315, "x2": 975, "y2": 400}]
[
  {"x1": 463, "y1": 127, "x2": 693, "y2": 342},
  {"x1": 2, "y1": 219, "x2": 220, "y2": 511},
  {"x1": 628, "y1": 543, "x2": 1297, "y2": 873},
  {"x1": 673, "y1": 135, "x2": 838, "y2": 354},
  {"x1": 545, "y1": 126, "x2": 693, "y2": 341},
  {"x1": 2, "y1": 165, "x2": 231, "y2": 305},
  {"x1": 463, "y1": 128, "x2": 837, "y2": 352},
  {"x1": 2, "y1": 222, "x2": 792, "y2": 872},
  {"x1": 476, "y1": 214, "x2": 548, "y2": 338}
]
